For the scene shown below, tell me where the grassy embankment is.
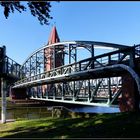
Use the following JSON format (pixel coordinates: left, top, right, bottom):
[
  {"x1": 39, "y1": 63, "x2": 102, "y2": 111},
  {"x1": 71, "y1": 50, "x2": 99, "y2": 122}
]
[
  {"x1": 1, "y1": 97, "x2": 140, "y2": 138},
  {"x1": 1, "y1": 111, "x2": 140, "y2": 138}
]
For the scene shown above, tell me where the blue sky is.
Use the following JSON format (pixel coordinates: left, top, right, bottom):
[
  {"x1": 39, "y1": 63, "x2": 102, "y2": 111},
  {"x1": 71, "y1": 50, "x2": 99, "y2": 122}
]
[{"x1": 0, "y1": 1, "x2": 140, "y2": 64}]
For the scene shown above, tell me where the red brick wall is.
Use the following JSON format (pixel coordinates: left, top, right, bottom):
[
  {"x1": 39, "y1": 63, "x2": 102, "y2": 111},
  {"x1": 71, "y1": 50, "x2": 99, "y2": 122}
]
[{"x1": 119, "y1": 73, "x2": 139, "y2": 112}]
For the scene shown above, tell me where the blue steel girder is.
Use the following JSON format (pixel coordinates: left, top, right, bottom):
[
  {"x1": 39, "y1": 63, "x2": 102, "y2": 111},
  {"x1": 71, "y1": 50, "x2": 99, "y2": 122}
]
[
  {"x1": 28, "y1": 77, "x2": 122, "y2": 106},
  {"x1": 13, "y1": 44, "x2": 136, "y2": 88},
  {"x1": 19, "y1": 41, "x2": 132, "y2": 79},
  {"x1": 22, "y1": 64, "x2": 140, "y2": 108},
  {"x1": 12, "y1": 41, "x2": 140, "y2": 107}
]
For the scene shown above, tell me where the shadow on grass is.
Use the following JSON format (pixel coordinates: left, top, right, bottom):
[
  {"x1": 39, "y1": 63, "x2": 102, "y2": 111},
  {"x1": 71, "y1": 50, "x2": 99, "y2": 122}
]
[{"x1": 2, "y1": 112, "x2": 140, "y2": 138}]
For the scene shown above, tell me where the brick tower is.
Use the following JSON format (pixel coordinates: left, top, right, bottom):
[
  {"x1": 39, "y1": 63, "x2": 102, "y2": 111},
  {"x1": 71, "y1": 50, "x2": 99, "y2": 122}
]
[{"x1": 44, "y1": 26, "x2": 64, "y2": 71}]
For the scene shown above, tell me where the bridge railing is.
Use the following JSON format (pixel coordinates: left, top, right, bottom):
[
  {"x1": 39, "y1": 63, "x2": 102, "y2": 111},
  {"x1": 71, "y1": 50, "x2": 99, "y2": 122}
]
[{"x1": 14, "y1": 46, "x2": 135, "y2": 86}]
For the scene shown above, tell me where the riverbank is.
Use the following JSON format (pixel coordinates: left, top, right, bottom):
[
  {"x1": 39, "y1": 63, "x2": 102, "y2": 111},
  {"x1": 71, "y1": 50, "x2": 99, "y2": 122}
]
[
  {"x1": 0, "y1": 97, "x2": 45, "y2": 108},
  {"x1": 1, "y1": 111, "x2": 140, "y2": 138},
  {"x1": 0, "y1": 97, "x2": 71, "y2": 120}
]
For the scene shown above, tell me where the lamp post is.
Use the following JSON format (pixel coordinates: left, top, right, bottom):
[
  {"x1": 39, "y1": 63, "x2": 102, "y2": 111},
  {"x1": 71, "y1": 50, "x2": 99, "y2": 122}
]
[
  {"x1": 1, "y1": 77, "x2": 6, "y2": 123},
  {"x1": 1, "y1": 45, "x2": 6, "y2": 123}
]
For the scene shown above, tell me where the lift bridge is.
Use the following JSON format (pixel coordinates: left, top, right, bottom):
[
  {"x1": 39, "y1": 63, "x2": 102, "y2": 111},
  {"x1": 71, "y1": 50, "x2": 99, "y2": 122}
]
[{"x1": 1, "y1": 41, "x2": 140, "y2": 112}]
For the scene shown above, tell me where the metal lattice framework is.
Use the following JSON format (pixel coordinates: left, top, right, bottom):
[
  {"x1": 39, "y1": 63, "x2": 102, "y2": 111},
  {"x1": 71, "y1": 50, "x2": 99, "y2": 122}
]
[
  {"x1": 0, "y1": 46, "x2": 21, "y2": 79},
  {"x1": 12, "y1": 41, "x2": 140, "y2": 108}
]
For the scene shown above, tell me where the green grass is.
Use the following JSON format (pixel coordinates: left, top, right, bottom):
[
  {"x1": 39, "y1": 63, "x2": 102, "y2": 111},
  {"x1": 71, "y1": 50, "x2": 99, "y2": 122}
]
[{"x1": 1, "y1": 112, "x2": 140, "y2": 138}]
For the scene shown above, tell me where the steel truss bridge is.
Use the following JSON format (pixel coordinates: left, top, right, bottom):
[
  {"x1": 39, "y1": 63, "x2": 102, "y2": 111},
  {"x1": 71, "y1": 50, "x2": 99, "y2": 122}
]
[
  {"x1": 2, "y1": 41, "x2": 140, "y2": 111},
  {"x1": 9, "y1": 41, "x2": 140, "y2": 110}
]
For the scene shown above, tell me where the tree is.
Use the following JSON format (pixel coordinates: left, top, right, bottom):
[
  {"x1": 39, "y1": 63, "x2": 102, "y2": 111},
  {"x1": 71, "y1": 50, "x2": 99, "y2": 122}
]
[{"x1": 0, "y1": 1, "x2": 53, "y2": 25}]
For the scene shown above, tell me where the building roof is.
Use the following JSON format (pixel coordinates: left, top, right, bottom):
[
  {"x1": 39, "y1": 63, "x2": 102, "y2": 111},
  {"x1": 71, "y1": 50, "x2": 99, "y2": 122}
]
[{"x1": 48, "y1": 26, "x2": 60, "y2": 45}]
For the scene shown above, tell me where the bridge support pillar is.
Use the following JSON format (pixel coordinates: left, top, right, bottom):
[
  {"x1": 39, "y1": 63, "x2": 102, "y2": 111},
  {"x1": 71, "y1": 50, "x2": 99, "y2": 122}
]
[
  {"x1": 119, "y1": 73, "x2": 139, "y2": 112},
  {"x1": 1, "y1": 78, "x2": 6, "y2": 123}
]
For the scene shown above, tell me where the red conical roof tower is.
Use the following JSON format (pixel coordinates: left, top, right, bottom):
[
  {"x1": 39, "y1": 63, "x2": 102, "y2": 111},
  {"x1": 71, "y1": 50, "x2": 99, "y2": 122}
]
[
  {"x1": 45, "y1": 26, "x2": 63, "y2": 72},
  {"x1": 48, "y1": 26, "x2": 60, "y2": 45},
  {"x1": 44, "y1": 26, "x2": 63, "y2": 94}
]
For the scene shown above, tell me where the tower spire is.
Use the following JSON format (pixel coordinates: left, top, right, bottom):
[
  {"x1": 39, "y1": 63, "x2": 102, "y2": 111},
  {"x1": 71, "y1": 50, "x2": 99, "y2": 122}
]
[{"x1": 48, "y1": 26, "x2": 60, "y2": 45}]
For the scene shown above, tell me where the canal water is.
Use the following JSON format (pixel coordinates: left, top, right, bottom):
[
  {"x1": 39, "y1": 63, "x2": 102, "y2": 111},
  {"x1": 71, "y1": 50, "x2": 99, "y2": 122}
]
[
  {"x1": 4, "y1": 106, "x2": 53, "y2": 120},
  {"x1": 0, "y1": 103, "x2": 120, "y2": 120},
  {"x1": 69, "y1": 106, "x2": 120, "y2": 113}
]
